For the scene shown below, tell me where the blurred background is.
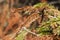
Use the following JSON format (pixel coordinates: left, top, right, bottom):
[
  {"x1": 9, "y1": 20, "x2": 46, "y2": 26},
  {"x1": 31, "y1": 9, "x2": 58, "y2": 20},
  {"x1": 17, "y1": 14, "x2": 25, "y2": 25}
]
[
  {"x1": 0, "y1": 0, "x2": 60, "y2": 10},
  {"x1": 0, "y1": 0, "x2": 60, "y2": 7}
]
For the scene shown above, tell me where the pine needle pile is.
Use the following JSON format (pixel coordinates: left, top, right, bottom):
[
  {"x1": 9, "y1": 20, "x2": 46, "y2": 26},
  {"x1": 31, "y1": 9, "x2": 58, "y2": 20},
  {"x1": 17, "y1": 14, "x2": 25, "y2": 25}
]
[{"x1": 0, "y1": 0, "x2": 60, "y2": 40}]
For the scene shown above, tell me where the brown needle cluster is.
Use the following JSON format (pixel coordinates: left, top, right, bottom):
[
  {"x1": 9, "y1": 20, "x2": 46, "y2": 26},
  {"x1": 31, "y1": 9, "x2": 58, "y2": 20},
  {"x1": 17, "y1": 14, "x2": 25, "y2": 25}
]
[{"x1": 0, "y1": 5, "x2": 43, "y2": 40}]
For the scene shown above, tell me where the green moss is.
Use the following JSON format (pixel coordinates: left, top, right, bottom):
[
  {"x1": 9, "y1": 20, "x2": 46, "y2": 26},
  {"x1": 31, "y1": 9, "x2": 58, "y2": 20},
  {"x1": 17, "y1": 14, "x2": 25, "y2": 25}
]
[
  {"x1": 53, "y1": 26, "x2": 60, "y2": 35},
  {"x1": 16, "y1": 30, "x2": 27, "y2": 40}
]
